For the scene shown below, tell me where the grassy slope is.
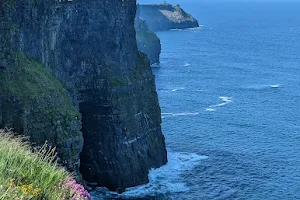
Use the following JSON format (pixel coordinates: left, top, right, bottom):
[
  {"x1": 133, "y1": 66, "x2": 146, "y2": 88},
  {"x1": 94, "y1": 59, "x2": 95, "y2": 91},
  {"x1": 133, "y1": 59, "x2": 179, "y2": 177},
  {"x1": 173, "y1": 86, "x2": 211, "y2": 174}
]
[
  {"x1": 0, "y1": 51, "x2": 79, "y2": 121},
  {"x1": 0, "y1": 130, "x2": 91, "y2": 200},
  {"x1": 0, "y1": 130, "x2": 69, "y2": 199}
]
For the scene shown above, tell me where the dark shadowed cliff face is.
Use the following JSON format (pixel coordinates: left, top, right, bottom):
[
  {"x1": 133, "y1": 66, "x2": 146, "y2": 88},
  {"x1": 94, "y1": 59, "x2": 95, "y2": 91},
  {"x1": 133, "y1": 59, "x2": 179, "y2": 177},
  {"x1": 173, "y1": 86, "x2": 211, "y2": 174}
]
[
  {"x1": 0, "y1": 1, "x2": 83, "y2": 176},
  {"x1": 135, "y1": 7, "x2": 161, "y2": 65},
  {"x1": 0, "y1": 0, "x2": 167, "y2": 192},
  {"x1": 139, "y1": 4, "x2": 199, "y2": 32}
]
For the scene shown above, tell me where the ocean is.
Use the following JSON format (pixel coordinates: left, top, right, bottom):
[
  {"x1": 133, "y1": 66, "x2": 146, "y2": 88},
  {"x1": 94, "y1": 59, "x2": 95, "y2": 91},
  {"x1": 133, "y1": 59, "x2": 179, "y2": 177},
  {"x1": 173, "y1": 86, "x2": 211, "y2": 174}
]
[{"x1": 92, "y1": 1, "x2": 300, "y2": 199}]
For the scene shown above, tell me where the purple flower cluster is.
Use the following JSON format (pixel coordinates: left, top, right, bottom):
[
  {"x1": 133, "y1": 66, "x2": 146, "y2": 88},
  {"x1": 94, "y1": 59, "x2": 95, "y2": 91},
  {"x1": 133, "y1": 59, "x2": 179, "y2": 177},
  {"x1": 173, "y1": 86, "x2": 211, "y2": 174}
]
[{"x1": 55, "y1": 177, "x2": 91, "y2": 200}]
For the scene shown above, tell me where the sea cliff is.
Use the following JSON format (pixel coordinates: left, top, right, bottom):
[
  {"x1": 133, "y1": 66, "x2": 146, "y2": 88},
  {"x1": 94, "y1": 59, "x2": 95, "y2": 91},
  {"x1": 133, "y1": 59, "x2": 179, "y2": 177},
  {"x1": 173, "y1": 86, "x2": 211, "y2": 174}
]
[
  {"x1": 135, "y1": 6, "x2": 161, "y2": 65},
  {"x1": 138, "y1": 3, "x2": 199, "y2": 32},
  {"x1": 0, "y1": 0, "x2": 167, "y2": 192}
]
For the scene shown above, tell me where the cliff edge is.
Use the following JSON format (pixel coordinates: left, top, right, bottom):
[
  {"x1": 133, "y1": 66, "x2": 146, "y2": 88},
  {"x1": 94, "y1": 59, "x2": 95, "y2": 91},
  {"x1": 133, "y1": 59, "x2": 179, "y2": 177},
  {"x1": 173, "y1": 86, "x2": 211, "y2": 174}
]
[
  {"x1": 139, "y1": 3, "x2": 199, "y2": 32},
  {"x1": 0, "y1": 0, "x2": 167, "y2": 192}
]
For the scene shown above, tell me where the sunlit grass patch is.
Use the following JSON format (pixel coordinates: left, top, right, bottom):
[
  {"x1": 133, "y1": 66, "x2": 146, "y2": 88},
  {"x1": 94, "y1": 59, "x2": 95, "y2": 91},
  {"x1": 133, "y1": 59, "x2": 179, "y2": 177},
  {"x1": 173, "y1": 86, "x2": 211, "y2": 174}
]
[{"x1": 0, "y1": 129, "x2": 90, "y2": 200}]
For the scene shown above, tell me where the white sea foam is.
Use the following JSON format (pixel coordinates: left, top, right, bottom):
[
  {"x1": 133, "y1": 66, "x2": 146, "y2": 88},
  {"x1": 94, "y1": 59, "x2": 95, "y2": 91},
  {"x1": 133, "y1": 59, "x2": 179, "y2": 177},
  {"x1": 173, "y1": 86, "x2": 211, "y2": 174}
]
[
  {"x1": 172, "y1": 87, "x2": 185, "y2": 92},
  {"x1": 205, "y1": 96, "x2": 233, "y2": 112},
  {"x1": 91, "y1": 152, "x2": 208, "y2": 199},
  {"x1": 172, "y1": 112, "x2": 199, "y2": 116},
  {"x1": 270, "y1": 84, "x2": 281, "y2": 88},
  {"x1": 244, "y1": 84, "x2": 282, "y2": 90},
  {"x1": 185, "y1": 27, "x2": 202, "y2": 31},
  {"x1": 219, "y1": 96, "x2": 232, "y2": 103},
  {"x1": 162, "y1": 112, "x2": 199, "y2": 117},
  {"x1": 169, "y1": 28, "x2": 184, "y2": 31},
  {"x1": 151, "y1": 63, "x2": 160, "y2": 68},
  {"x1": 205, "y1": 108, "x2": 216, "y2": 112}
]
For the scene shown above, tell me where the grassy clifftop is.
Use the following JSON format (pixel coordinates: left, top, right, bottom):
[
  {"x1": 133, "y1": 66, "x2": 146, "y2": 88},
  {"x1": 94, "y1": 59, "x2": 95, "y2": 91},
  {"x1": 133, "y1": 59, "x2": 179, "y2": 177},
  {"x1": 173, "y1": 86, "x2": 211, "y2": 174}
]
[{"x1": 0, "y1": 130, "x2": 90, "y2": 200}]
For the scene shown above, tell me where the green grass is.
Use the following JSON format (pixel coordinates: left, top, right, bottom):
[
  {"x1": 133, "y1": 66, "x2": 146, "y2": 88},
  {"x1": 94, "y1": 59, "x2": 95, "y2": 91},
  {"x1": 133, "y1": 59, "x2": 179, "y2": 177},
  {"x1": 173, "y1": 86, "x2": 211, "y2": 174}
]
[
  {"x1": 0, "y1": 130, "x2": 71, "y2": 200},
  {"x1": 3, "y1": 51, "x2": 68, "y2": 101},
  {"x1": 0, "y1": 51, "x2": 79, "y2": 122}
]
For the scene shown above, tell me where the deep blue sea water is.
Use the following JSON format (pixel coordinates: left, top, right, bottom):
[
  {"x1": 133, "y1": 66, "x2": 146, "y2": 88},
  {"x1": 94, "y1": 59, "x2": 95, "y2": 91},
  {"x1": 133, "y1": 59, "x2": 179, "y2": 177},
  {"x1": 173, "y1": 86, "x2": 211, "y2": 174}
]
[{"x1": 92, "y1": 1, "x2": 300, "y2": 199}]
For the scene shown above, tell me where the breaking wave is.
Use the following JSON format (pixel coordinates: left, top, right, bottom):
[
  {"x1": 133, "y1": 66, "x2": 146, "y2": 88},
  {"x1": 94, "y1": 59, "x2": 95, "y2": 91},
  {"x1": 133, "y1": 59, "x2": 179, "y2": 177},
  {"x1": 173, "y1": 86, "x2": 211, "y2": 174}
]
[{"x1": 91, "y1": 152, "x2": 208, "y2": 199}]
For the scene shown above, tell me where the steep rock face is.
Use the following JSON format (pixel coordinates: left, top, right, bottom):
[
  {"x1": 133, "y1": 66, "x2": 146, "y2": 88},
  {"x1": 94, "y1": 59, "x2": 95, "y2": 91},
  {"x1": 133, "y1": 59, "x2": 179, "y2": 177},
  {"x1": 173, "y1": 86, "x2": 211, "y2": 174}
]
[
  {"x1": 0, "y1": 4, "x2": 83, "y2": 175},
  {"x1": 135, "y1": 7, "x2": 161, "y2": 65},
  {"x1": 80, "y1": 52, "x2": 167, "y2": 191},
  {"x1": 139, "y1": 4, "x2": 199, "y2": 32},
  {"x1": 0, "y1": 0, "x2": 167, "y2": 192}
]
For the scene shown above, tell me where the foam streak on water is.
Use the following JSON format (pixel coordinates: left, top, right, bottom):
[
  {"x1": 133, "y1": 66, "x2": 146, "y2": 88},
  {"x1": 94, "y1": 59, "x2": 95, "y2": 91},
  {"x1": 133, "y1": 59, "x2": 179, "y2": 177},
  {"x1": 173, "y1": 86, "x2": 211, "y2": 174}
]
[
  {"x1": 205, "y1": 96, "x2": 233, "y2": 112},
  {"x1": 171, "y1": 87, "x2": 185, "y2": 92},
  {"x1": 161, "y1": 112, "x2": 200, "y2": 118},
  {"x1": 244, "y1": 84, "x2": 282, "y2": 90}
]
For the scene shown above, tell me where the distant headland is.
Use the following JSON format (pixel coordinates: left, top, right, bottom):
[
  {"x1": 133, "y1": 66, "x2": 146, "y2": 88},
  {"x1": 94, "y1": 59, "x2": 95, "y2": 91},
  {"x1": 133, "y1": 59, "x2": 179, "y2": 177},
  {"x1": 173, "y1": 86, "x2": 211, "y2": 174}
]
[
  {"x1": 137, "y1": 3, "x2": 199, "y2": 32},
  {"x1": 135, "y1": 3, "x2": 199, "y2": 64}
]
